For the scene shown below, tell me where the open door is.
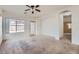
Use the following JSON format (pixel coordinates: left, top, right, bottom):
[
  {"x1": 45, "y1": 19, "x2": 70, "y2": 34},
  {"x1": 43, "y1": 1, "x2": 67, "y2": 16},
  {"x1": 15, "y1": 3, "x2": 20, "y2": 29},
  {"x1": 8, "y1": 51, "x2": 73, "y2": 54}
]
[{"x1": 63, "y1": 15, "x2": 72, "y2": 42}]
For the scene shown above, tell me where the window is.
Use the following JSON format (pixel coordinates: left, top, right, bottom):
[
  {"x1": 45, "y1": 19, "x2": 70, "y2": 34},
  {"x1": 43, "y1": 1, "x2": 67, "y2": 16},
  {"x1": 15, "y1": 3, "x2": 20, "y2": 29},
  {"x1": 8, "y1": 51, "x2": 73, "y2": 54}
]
[{"x1": 9, "y1": 19, "x2": 24, "y2": 33}]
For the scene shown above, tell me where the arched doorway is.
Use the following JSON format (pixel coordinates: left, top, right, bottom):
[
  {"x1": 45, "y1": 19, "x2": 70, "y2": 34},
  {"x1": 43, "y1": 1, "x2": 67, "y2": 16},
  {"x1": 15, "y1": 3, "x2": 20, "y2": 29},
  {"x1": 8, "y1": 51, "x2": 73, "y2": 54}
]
[{"x1": 59, "y1": 10, "x2": 72, "y2": 42}]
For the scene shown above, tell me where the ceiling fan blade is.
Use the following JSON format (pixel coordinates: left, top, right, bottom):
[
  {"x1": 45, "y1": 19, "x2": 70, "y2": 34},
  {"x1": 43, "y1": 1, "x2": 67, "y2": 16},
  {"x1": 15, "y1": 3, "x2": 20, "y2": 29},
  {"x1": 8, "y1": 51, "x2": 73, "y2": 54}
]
[
  {"x1": 36, "y1": 5, "x2": 39, "y2": 8},
  {"x1": 25, "y1": 9, "x2": 30, "y2": 11},
  {"x1": 35, "y1": 9, "x2": 40, "y2": 12},
  {"x1": 31, "y1": 5, "x2": 34, "y2": 9},
  {"x1": 26, "y1": 5, "x2": 31, "y2": 8}
]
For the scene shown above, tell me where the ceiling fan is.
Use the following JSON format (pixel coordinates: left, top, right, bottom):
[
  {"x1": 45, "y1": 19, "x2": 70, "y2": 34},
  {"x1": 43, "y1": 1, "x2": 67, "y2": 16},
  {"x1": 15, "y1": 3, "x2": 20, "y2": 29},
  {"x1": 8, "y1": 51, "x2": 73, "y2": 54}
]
[{"x1": 24, "y1": 5, "x2": 40, "y2": 14}]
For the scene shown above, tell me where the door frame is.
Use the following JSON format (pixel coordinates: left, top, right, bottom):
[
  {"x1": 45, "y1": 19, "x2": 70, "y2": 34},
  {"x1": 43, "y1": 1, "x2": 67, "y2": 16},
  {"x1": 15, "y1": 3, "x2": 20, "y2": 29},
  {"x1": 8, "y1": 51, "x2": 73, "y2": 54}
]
[{"x1": 59, "y1": 10, "x2": 72, "y2": 41}]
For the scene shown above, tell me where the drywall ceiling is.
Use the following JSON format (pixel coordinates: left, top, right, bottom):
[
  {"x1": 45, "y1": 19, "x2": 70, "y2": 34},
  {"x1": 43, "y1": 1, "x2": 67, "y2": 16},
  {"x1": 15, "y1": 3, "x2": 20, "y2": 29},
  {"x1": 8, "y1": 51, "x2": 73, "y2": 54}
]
[{"x1": 0, "y1": 5, "x2": 71, "y2": 18}]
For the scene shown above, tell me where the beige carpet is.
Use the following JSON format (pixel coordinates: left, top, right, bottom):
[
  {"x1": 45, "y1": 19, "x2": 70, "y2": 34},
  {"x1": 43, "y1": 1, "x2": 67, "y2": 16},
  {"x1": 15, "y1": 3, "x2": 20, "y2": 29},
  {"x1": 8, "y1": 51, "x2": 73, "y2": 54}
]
[{"x1": 0, "y1": 35, "x2": 79, "y2": 54}]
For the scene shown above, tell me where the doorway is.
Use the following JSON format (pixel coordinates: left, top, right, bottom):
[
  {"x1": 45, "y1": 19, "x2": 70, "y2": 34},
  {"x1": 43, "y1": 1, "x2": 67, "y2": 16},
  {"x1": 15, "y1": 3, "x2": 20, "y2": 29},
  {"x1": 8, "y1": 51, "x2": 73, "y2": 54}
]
[{"x1": 63, "y1": 15, "x2": 72, "y2": 42}]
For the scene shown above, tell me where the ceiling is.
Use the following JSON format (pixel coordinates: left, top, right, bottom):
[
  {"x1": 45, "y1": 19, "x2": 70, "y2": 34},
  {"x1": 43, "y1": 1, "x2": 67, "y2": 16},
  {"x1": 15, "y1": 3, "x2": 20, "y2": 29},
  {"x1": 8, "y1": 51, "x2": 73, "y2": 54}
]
[{"x1": 0, "y1": 5, "x2": 71, "y2": 18}]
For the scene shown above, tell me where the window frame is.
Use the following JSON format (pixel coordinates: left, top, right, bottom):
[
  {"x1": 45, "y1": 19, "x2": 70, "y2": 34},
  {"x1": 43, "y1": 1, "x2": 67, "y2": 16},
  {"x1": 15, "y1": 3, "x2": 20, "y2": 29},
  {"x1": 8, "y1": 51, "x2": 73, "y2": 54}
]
[{"x1": 9, "y1": 19, "x2": 24, "y2": 33}]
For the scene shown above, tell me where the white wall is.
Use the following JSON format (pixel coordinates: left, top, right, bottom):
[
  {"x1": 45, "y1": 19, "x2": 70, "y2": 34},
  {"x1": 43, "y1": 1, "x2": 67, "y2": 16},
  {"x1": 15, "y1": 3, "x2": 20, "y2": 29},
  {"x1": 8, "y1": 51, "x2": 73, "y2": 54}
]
[
  {"x1": 0, "y1": 10, "x2": 2, "y2": 44},
  {"x1": 41, "y1": 12, "x2": 59, "y2": 39},
  {"x1": 36, "y1": 18, "x2": 42, "y2": 35},
  {"x1": 0, "y1": 16, "x2": 2, "y2": 44},
  {"x1": 71, "y1": 6, "x2": 79, "y2": 44}
]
